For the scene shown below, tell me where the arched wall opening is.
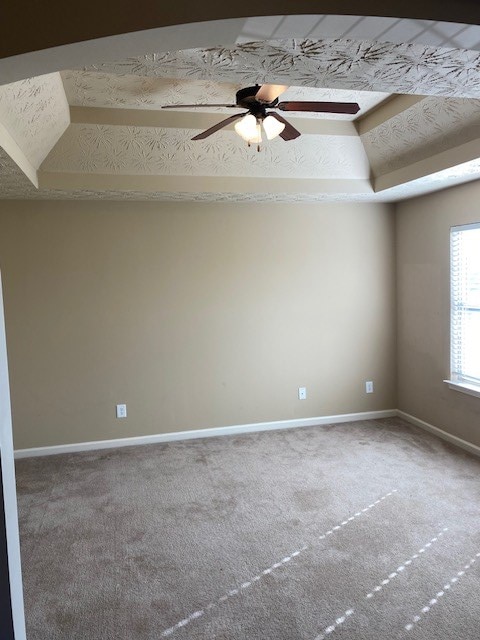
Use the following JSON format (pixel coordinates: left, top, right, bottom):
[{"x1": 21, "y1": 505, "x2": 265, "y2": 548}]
[{"x1": 1, "y1": 7, "x2": 480, "y2": 640}]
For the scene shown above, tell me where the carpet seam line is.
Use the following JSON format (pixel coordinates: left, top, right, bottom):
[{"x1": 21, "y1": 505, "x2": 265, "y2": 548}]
[
  {"x1": 365, "y1": 527, "x2": 449, "y2": 599},
  {"x1": 313, "y1": 525, "x2": 451, "y2": 639},
  {"x1": 159, "y1": 489, "x2": 397, "y2": 637},
  {"x1": 404, "y1": 551, "x2": 480, "y2": 631}
]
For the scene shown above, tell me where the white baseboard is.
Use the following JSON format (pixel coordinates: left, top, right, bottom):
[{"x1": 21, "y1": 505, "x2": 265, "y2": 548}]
[
  {"x1": 397, "y1": 410, "x2": 480, "y2": 458},
  {"x1": 14, "y1": 409, "x2": 397, "y2": 459},
  {"x1": 14, "y1": 409, "x2": 480, "y2": 460}
]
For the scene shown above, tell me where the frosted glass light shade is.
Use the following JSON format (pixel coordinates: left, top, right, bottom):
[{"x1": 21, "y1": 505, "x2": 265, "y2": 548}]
[
  {"x1": 262, "y1": 115, "x2": 285, "y2": 140},
  {"x1": 235, "y1": 114, "x2": 259, "y2": 141}
]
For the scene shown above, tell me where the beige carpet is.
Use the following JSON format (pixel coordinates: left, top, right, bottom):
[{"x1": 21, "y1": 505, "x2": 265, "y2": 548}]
[{"x1": 15, "y1": 417, "x2": 480, "y2": 639}]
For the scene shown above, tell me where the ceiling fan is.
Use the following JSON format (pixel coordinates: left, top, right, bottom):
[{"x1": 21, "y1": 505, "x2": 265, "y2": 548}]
[{"x1": 162, "y1": 84, "x2": 360, "y2": 149}]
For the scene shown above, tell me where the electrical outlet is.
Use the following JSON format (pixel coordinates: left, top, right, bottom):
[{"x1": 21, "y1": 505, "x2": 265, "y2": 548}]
[
  {"x1": 365, "y1": 381, "x2": 374, "y2": 394},
  {"x1": 298, "y1": 387, "x2": 307, "y2": 400},
  {"x1": 116, "y1": 404, "x2": 127, "y2": 418}
]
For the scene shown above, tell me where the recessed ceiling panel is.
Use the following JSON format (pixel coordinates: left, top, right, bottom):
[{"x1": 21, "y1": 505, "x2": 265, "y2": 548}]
[
  {"x1": 62, "y1": 71, "x2": 390, "y2": 120},
  {"x1": 42, "y1": 123, "x2": 370, "y2": 180}
]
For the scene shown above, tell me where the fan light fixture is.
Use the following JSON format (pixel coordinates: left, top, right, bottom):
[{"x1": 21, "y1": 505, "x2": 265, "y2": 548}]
[
  {"x1": 162, "y1": 84, "x2": 360, "y2": 146},
  {"x1": 234, "y1": 114, "x2": 261, "y2": 143},
  {"x1": 234, "y1": 113, "x2": 286, "y2": 147},
  {"x1": 263, "y1": 115, "x2": 286, "y2": 140}
]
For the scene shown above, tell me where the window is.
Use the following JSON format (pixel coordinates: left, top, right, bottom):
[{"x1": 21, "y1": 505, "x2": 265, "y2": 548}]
[{"x1": 446, "y1": 223, "x2": 480, "y2": 397}]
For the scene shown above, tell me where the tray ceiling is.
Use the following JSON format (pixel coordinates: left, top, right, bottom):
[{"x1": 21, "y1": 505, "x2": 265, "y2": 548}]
[
  {"x1": 61, "y1": 72, "x2": 389, "y2": 120},
  {"x1": 2, "y1": 32, "x2": 480, "y2": 202}
]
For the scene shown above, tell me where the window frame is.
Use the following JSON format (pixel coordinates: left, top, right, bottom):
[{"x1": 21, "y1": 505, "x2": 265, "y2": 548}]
[{"x1": 444, "y1": 222, "x2": 480, "y2": 399}]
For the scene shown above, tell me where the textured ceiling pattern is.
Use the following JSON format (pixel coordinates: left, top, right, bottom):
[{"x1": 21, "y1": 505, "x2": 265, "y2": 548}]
[
  {"x1": 0, "y1": 73, "x2": 69, "y2": 169},
  {"x1": 3, "y1": 33, "x2": 480, "y2": 203},
  {"x1": 61, "y1": 71, "x2": 389, "y2": 120},
  {"x1": 0, "y1": 147, "x2": 37, "y2": 195},
  {"x1": 62, "y1": 73, "x2": 241, "y2": 112},
  {"x1": 42, "y1": 124, "x2": 369, "y2": 179},
  {"x1": 362, "y1": 97, "x2": 480, "y2": 176},
  {"x1": 3, "y1": 146, "x2": 480, "y2": 203},
  {"x1": 0, "y1": 147, "x2": 366, "y2": 201},
  {"x1": 90, "y1": 38, "x2": 480, "y2": 98}
]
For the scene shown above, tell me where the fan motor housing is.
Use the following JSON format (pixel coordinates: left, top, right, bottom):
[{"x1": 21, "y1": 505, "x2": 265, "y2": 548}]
[{"x1": 235, "y1": 86, "x2": 277, "y2": 116}]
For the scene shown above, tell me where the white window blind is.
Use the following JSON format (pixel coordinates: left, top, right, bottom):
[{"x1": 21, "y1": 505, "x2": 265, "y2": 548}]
[{"x1": 450, "y1": 223, "x2": 480, "y2": 388}]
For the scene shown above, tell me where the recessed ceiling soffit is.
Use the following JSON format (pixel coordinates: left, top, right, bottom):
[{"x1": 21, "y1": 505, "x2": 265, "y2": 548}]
[
  {"x1": 5, "y1": 143, "x2": 480, "y2": 203},
  {"x1": 361, "y1": 96, "x2": 480, "y2": 177},
  {"x1": 0, "y1": 73, "x2": 69, "y2": 175},
  {"x1": 3, "y1": 34, "x2": 480, "y2": 201}
]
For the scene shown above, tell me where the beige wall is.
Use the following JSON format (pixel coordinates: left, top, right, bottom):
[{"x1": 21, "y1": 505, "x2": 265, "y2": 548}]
[
  {"x1": 396, "y1": 180, "x2": 480, "y2": 448},
  {"x1": 0, "y1": 199, "x2": 396, "y2": 449}
]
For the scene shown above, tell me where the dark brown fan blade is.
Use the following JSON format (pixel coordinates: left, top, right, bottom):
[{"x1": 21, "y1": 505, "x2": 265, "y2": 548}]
[
  {"x1": 277, "y1": 101, "x2": 360, "y2": 114},
  {"x1": 268, "y1": 112, "x2": 301, "y2": 141},
  {"x1": 191, "y1": 112, "x2": 247, "y2": 140},
  {"x1": 255, "y1": 84, "x2": 289, "y2": 103},
  {"x1": 162, "y1": 103, "x2": 238, "y2": 109}
]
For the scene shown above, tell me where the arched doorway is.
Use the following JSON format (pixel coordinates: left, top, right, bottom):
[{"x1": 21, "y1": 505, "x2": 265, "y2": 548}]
[{"x1": 2, "y1": 7, "x2": 480, "y2": 639}]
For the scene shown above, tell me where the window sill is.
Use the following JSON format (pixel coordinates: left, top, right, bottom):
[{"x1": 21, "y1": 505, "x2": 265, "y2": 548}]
[{"x1": 443, "y1": 380, "x2": 480, "y2": 399}]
